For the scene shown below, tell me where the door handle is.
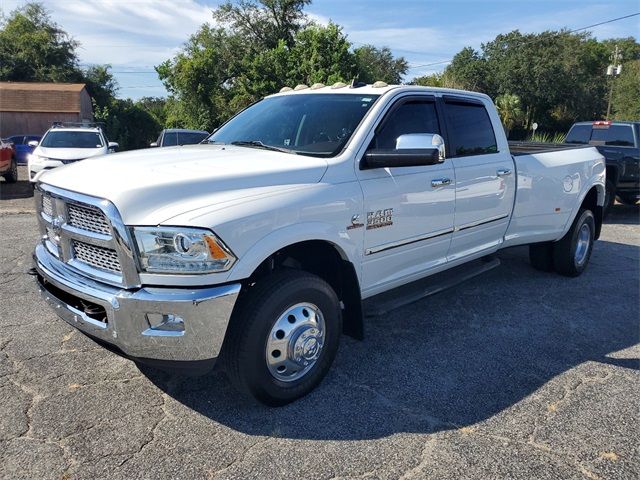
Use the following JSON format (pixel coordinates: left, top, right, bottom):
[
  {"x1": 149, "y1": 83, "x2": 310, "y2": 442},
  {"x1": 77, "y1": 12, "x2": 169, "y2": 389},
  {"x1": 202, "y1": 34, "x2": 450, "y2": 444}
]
[
  {"x1": 431, "y1": 178, "x2": 452, "y2": 187},
  {"x1": 497, "y1": 168, "x2": 512, "y2": 177}
]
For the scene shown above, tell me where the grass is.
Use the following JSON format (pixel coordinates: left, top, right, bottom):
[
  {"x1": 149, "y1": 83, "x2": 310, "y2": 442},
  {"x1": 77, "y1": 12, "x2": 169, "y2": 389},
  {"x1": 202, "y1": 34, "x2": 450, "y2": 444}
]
[{"x1": 526, "y1": 132, "x2": 567, "y2": 144}]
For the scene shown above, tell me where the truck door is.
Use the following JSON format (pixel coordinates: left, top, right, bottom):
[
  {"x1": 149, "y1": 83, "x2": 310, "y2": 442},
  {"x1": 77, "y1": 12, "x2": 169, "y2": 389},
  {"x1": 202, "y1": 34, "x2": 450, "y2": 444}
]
[
  {"x1": 357, "y1": 95, "x2": 456, "y2": 297},
  {"x1": 441, "y1": 95, "x2": 516, "y2": 261}
]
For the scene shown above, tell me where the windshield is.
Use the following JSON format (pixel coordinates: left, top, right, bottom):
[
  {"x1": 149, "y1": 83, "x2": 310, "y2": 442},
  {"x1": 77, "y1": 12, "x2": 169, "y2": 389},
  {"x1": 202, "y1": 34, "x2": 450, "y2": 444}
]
[
  {"x1": 207, "y1": 93, "x2": 380, "y2": 157},
  {"x1": 163, "y1": 131, "x2": 209, "y2": 146},
  {"x1": 40, "y1": 131, "x2": 104, "y2": 149}
]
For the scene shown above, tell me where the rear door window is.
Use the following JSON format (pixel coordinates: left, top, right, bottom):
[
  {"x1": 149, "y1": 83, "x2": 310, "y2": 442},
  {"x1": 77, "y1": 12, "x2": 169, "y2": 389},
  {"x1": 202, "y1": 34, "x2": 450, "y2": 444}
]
[
  {"x1": 591, "y1": 125, "x2": 635, "y2": 146},
  {"x1": 443, "y1": 99, "x2": 497, "y2": 157},
  {"x1": 566, "y1": 124, "x2": 592, "y2": 144}
]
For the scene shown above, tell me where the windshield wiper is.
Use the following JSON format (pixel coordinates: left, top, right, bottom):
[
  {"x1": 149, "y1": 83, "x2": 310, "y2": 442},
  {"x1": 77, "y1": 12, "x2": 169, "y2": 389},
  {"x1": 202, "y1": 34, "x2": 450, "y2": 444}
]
[{"x1": 230, "y1": 140, "x2": 295, "y2": 154}]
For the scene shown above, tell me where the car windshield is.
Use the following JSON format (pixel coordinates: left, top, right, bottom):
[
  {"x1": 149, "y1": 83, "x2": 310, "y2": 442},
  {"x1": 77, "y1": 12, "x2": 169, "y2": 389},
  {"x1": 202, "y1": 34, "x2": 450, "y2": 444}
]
[
  {"x1": 40, "y1": 131, "x2": 104, "y2": 148},
  {"x1": 163, "y1": 131, "x2": 209, "y2": 146},
  {"x1": 206, "y1": 93, "x2": 380, "y2": 157}
]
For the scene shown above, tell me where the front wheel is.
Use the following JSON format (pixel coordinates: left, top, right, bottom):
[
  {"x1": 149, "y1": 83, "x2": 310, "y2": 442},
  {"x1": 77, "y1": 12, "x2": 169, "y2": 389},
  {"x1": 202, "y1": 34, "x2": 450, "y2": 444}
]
[
  {"x1": 552, "y1": 209, "x2": 595, "y2": 277},
  {"x1": 4, "y1": 158, "x2": 18, "y2": 183},
  {"x1": 222, "y1": 270, "x2": 342, "y2": 406}
]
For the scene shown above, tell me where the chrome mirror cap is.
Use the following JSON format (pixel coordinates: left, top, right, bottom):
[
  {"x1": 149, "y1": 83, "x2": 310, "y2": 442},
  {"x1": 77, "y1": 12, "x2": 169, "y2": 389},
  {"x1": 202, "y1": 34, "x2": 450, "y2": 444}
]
[{"x1": 396, "y1": 133, "x2": 446, "y2": 162}]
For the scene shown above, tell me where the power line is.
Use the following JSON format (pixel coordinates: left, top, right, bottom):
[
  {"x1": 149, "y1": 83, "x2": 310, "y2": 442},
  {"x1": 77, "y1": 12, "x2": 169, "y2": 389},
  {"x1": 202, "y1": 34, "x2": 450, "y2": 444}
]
[{"x1": 407, "y1": 11, "x2": 640, "y2": 70}]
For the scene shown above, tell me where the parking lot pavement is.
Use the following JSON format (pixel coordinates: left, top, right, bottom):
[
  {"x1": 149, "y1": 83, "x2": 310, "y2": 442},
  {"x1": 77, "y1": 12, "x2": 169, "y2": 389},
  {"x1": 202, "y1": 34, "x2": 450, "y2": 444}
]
[{"x1": 1, "y1": 168, "x2": 638, "y2": 479}]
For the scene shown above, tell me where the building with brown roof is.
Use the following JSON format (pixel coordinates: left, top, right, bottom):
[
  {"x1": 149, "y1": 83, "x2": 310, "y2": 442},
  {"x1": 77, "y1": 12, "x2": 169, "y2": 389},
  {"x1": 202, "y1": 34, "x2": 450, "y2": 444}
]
[{"x1": 0, "y1": 82, "x2": 93, "y2": 137}]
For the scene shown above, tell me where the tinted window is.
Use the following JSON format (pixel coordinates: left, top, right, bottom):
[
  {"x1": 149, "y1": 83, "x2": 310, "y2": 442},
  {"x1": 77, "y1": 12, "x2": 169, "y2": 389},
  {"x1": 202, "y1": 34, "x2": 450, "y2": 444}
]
[
  {"x1": 26, "y1": 136, "x2": 41, "y2": 142},
  {"x1": 6, "y1": 136, "x2": 24, "y2": 144},
  {"x1": 162, "y1": 132, "x2": 178, "y2": 146},
  {"x1": 40, "y1": 131, "x2": 104, "y2": 148},
  {"x1": 444, "y1": 102, "x2": 497, "y2": 156},
  {"x1": 208, "y1": 94, "x2": 379, "y2": 157},
  {"x1": 591, "y1": 125, "x2": 635, "y2": 146},
  {"x1": 566, "y1": 124, "x2": 592, "y2": 144},
  {"x1": 373, "y1": 100, "x2": 440, "y2": 149},
  {"x1": 176, "y1": 132, "x2": 208, "y2": 145}
]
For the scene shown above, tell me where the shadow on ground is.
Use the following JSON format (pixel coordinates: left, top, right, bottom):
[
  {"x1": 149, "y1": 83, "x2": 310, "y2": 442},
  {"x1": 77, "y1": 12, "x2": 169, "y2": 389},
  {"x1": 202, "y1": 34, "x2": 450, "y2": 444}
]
[
  {"x1": 0, "y1": 178, "x2": 34, "y2": 200},
  {"x1": 139, "y1": 212, "x2": 639, "y2": 441}
]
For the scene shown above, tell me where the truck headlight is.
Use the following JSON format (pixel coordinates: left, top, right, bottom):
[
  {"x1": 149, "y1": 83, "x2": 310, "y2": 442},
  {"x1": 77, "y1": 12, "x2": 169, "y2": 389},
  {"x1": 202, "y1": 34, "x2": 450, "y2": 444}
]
[{"x1": 132, "y1": 227, "x2": 236, "y2": 274}]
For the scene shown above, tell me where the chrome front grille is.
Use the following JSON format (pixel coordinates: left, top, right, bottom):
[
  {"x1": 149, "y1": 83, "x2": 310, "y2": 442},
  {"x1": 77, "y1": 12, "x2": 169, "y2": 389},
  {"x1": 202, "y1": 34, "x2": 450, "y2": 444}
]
[
  {"x1": 35, "y1": 185, "x2": 138, "y2": 287},
  {"x1": 42, "y1": 195, "x2": 54, "y2": 217},
  {"x1": 68, "y1": 203, "x2": 110, "y2": 235},
  {"x1": 73, "y1": 241, "x2": 121, "y2": 273}
]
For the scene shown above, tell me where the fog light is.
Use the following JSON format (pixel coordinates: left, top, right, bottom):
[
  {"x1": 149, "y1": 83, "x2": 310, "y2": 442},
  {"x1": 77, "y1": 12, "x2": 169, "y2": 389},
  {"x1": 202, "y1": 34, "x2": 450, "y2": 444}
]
[{"x1": 144, "y1": 313, "x2": 185, "y2": 337}]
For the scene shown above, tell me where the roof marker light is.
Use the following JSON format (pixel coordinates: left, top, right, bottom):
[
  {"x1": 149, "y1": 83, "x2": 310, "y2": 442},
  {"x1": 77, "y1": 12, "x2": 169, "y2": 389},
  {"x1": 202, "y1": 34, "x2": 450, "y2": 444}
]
[
  {"x1": 279, "y1": 86, "x2": 293, "y2": 93},
  {"x1": 310, "y1": 83, "x2": 325, "y2": 90},
  {"x1": 294, "y1": 84, "x2": 309, "y2": 91},
  {"x1": 372, "y1": 81, "x2": 388, "y2": 88},
  {"x1": 331, "y1": 82, "x2": 347, "y2": 89}
]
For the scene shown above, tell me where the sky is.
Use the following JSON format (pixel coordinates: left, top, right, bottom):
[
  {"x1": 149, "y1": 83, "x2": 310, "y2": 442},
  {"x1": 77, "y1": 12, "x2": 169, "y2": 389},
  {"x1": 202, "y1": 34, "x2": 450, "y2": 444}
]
[{"x1": 3, "y1": 0, "x2": 639, "y2": 99}]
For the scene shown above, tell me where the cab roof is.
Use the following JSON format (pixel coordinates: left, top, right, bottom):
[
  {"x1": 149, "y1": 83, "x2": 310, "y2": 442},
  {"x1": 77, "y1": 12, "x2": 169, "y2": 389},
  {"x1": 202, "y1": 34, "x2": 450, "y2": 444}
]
[{"x1": 267, "y1": 83, "x2": 490, "y2": 101}]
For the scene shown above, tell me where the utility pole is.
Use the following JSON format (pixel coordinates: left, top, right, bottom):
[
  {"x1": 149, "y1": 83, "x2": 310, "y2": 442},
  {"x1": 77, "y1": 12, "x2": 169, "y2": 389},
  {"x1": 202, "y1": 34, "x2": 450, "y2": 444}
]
[{"x1": 606, "y1": 45, "x2": 622, "y2": 120}]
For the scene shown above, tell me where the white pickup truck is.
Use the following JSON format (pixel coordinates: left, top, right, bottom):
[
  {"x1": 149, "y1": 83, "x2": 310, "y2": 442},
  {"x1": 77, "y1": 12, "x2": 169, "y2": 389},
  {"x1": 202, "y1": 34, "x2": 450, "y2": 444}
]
[{"x1": 33, "y1": 84, "x2": 605, "y2": 405}]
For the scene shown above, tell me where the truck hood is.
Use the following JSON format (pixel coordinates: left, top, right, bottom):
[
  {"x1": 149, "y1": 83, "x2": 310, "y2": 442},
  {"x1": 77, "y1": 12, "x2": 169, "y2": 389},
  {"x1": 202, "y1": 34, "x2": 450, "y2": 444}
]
[
  {"x1": 39, "y1": 144, "x2": 328, "y2": 225},
  {"x1": 36, "y1": 146, "x2": 105, "y2": 161}
]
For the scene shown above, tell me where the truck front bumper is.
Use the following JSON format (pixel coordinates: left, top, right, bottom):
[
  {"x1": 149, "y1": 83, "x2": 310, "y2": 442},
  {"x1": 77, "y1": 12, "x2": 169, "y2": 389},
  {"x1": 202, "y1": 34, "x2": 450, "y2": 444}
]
[{"x1": 34, "y1": 244, "x2": 241, "y2": 364}]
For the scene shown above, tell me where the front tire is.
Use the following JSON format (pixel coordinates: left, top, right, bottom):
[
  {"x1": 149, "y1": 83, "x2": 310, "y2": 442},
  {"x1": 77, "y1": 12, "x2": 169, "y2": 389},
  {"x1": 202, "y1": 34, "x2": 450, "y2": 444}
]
[
  {"x1": 223, "y1": 270, "x2": 342, "y2": 406},
  {"x1": 552, "y1": 209, "x2": 595, "y2": 277},
  {"x1": 4, "y1": 158, "x2": 18, "y2": 183}
]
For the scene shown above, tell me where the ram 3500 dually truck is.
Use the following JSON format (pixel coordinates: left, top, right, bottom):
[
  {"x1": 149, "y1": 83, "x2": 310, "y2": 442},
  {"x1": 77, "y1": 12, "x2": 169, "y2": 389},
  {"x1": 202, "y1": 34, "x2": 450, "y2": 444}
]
[{"x1": 33, "y1": 84, "x2": 605, "y2": 405}]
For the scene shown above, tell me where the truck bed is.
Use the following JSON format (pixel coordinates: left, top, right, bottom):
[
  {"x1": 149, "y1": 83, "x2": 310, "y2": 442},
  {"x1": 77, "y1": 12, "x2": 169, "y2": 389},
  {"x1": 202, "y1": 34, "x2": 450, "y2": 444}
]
[{"x1": 508, "y1": 141, "x2": 591, "y2": 156}]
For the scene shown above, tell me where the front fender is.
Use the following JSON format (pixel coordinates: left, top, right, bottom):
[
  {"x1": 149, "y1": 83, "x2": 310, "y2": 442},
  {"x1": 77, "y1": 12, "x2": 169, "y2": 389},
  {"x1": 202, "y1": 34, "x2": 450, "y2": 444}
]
[{"x1": 226, "y1": 221, "x2": 363, "y2": 283}]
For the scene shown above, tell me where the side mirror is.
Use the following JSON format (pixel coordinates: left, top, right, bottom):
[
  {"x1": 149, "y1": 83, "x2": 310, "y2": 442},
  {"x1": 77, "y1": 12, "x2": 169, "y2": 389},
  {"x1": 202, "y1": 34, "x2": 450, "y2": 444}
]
[
  {"x1": 108, "y1": 141, "x2": 119, "y2": 150},
  {"x1": 149, "y1": 142, "x2": 158, "y2": 147},
  {"x1": 360, "y1": 133, "x2": 446, "y2": 170},
  {"x1": 28, "y1": 140, "x2": 39, "y2": 148}
]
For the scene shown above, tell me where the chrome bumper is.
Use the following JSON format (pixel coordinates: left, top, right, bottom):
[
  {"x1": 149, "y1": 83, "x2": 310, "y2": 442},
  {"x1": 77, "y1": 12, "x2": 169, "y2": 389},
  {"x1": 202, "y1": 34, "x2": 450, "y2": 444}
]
[{"x1": 34, "y1": 244, "x2": 241, "y2": 362}]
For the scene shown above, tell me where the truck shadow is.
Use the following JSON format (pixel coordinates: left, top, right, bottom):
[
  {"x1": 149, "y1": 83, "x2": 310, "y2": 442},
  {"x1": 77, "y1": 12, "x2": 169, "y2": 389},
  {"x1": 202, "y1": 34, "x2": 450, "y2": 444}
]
[
  {"x1": 606, "y1": 203, "x2": 639, "y2": 225},
  {"x1": 142, "y1": 233, "x2": 639, "y2": 441},
  {"x1": 0, "y1": 179, "x2": 34, "y2": 200}
]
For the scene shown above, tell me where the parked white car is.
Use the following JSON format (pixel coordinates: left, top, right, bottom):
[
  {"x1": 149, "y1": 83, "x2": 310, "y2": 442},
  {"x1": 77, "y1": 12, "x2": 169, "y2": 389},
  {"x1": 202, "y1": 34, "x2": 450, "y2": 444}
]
[
  {"x1": 32, "y1": 84, "x2": 605, "y2": 405},
  {"x1": 28, "y1": 124, "x2": 118, "y2": 182}
]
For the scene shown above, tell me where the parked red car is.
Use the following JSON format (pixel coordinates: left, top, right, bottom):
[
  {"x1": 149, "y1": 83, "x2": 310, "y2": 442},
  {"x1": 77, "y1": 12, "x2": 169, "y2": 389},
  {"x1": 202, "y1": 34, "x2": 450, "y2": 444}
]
[{"x1": 0, "y1": 139, "x2": 18, "y2": 183}]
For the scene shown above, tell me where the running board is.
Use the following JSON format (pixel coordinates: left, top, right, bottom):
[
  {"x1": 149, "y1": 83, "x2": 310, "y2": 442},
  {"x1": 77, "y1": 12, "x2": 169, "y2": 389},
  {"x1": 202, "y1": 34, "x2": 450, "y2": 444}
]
[{"x1": 363, "y1": 257, "x2": 501, "y2": 317}]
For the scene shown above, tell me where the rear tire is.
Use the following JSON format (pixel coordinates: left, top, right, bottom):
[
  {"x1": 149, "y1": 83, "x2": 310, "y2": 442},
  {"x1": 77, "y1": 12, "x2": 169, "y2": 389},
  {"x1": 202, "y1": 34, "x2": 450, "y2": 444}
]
[
  {"x1": 603, "y1": 179, "x2": 615, "y2": 217},
  {"x1": 222, "y1": 270, "x2": 342, "y2": 406},
  {"x1": 552, "y1": 209, "x2": 595, "y2": 277},
  {"x1": 529, "y1": 242, "x2": 554, "y2": 272},
  {"x1": 617, "y1": 194, "x2": 639, "y2": 206},
  {"x1": 4, "y1": 158, "x2": 17, "y2": 183}
]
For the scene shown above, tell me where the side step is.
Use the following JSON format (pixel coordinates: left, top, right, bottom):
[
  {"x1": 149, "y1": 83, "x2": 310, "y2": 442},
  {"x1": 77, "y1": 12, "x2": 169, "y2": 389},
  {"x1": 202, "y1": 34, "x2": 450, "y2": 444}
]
[{"x1": 363, "y1": 256, "x2": 501, "y2": 317}]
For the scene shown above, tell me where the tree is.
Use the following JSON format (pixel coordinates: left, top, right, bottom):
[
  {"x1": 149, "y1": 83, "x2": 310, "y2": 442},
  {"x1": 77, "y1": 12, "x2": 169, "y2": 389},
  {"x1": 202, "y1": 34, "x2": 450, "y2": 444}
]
[
  {"x1": 611, "y1": 60, "x2": 640, "y2": 121},
  {"x1": 354, "y1": 45, "x2": 407, "y2": 84},
  {"x1": 495, "y1": 94, "x2": 524, "y2": 137},
  {"x1": 94, "y1": 99, "x2": 160, "y2": 150},
  {"x1": 0, "y1": 2, "x2": 79, "y2": 82},
  {"x1": 84, "y1": 65, "x2": 118, "y2": 108},
  {"x1": 442, "y1": 30, "x2": 639, "y2": 132},
  {"x1": 213, "y1": 0, "x2": 310, "y2": 50}
]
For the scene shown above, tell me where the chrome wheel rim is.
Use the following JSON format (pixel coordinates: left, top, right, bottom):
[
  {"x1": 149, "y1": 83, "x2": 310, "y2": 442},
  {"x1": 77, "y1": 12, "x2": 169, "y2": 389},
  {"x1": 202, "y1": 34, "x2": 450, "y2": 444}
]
[
  {"x1": 265, "y1": 302, "x2": 326, "y2": 382},
  {"x1": 574, "y1": 223, "x2": 591, "y2": 266}
]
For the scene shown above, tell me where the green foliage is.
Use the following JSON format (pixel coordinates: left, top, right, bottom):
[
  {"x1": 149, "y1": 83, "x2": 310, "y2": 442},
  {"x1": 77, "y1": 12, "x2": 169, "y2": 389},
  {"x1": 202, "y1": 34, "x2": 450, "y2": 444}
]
[
  {"x1": 0, "y1": 2, "x2": 80, "y2": 82},
  {"x1": 439, "y1": 30, "x2": 640, "y2": 132},
  {"x1": 611, "y1": 59, "x2": 640, "y2": 121},
  {"x1": 527, "y1": 131, "x2": 567, "y2": 144},
  {"x1": 157, "y1": 1, "x2": 407, "y2": 131},
  {"x1": 495, "y1": 94, "x2": 524, "y2": 136},
  {"x1": 354, "y1": 45, "x2": 407, "y2": 84},
  {"x1": 83, "y1": 65, "x2": 118, "y2": 108},
  {"x1": 94, "y1": 99, "x2": 160, "y2": 151}
]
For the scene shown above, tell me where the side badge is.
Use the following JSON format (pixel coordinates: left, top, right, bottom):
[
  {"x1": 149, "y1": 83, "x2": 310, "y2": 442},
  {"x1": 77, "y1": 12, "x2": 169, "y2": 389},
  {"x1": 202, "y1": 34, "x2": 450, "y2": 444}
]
[
  {"x1": 367, "y1": 208, "x2": 394, "y2": 229},
  {"x1": 347, "y1": 214, "x2": 364, "y2": 230}
]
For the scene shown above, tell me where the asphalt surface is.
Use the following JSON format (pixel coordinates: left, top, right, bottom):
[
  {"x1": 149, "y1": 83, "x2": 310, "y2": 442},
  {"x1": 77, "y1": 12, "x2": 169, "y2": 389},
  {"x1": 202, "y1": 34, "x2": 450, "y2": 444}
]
[{"x1": 1, "y1": 166, "x2": 639, "y2": 479}]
